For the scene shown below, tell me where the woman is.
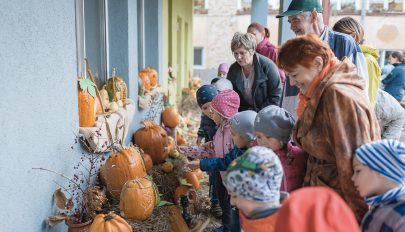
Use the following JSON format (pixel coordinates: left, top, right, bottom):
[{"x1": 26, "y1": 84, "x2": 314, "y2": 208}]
[
  {"x1": 227, "y1": 32, "x2": 282, "y2": 112},
  {"x1": 333, "y1": 17, "x2": 380, "y2": 106},
  {"x1": 247, "y1": 22, "x2": 286, "y2": 86},
  {"x1": 277, "y1": 34, "x2": 380, "y2": 222},
  {"x1": 382, "y1": 51, "x2": 405, "y2": 101}
]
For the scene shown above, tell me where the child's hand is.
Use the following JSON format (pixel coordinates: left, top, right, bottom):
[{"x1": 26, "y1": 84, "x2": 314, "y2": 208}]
[
  {"x1": 196, "y1": 137, "x2": 202, "y2": 146},
  {"x1": 187, "y1": 160, "x2": 200, "y2": 170}
]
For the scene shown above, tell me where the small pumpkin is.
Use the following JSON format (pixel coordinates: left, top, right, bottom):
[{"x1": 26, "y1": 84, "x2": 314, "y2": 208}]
[
  {"x1": 162, "y1": 106, "x2": 180, "y2": 128},
  {"x1": 162, "y1": 162, "x2": 173, "y2": 173},
  {"x1": 120, "y1": 177, "x2": 156, "y2": 221},
  {"x1": 78, "y1": 78, "x2": 96, "y2": 127},
  {"x1": 142, "y1": 153, "x2": 153, "y2": 172},
  {"x1": 133, "y1": 121, "x2": 169, "y2": 164},
  {"x1": 139, "y1": 70, "x2": 152, "y2": 92},
  {"x1": 184, "y1": 171, "x2": 200, "y2": 189},
  {"x1": 106, "y1": 75, "x2": 127, "y2": 104},
  {"x1": 167, "y1": 205, "x2": 189, "y2": 232},
  {"x1": 100, "y1": 147, "x2": 147, "y2": 199},
  {"x1": 90, "y1": 212, "x2": 132, "y2": 232},
  {"x1": 176, "y1": 131, "x2": 187, "y2": 145},
  {"x1": 192, "y1": 169, "x2": 205, "y2": 180},
  {"x1": 146, "y1": 67, "x2": 159, "y2": 88},
  {"x1": 174, "y1": 185, "x2": 197, "y2": 204}
]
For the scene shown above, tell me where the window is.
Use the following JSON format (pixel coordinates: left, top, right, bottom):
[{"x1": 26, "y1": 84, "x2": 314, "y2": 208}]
[{"x1": 194, "y1": 47, "x2": 204, "y2": 68}]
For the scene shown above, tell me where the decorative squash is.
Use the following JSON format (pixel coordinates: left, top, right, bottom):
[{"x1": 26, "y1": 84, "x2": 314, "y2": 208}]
[
  {"x1": 139, "y1": 70, "x2": 152, "y2": 92},
  {"x1": 146, "y1": 67, "x2": 158, "y2": 88},
  {"x1": 100, "y1": 147, "x2": 147, "y2": 199},
  {"x1": 78, "y1": 78, "x2": 96, "y2": 127},
  {"x1": 184, "y1": 171, "x2": 200, "y2": 189},
  {"x1": 90, "y1": 212, "x2": 132, "y2": 232},
  {"x1": 162, "y1": 107, "x2": 180, "y2": 128},
  {"x1": 133, "y1": 121, "x2": 169, "y2": 164},
  {"x1": 167, "y1": 205, "x2": 189, "y2": 232},
  {"x1": 192, "y1": 169, "x2": 205, "y2": 180},
  {"x1": 176, "y1": 131, "x2": 187, "y2": 146},
  {"x1": 142, "y1": 153, "x2": 153, "y2": 172},
  {"x1": 162, "y1": 162, "x2": 173, "y2": 173},
  {"x1": 106, "y1": 73, "x2": 127, "y2": 104},
  {"x1": 167, "y1": 136, "x2": 175, "y2": 152},
  {"x1": 174, "y1": 185, "x2": 197, "y2": 204},
  {"x1": 120, "y1": 177, "x2": 156, "y2": 221}
]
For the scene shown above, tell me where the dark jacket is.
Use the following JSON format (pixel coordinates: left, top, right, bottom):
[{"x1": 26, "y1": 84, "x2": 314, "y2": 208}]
[
  {"x1": 200, "y1": 147, "x2": 247, "y2": 172},
  {"x1": 227, "y1": 53, "x2": 282, "y2": 112},
  {"x1": 382, "y1": 63, "x2": 405, "y2": 101},
  {"x1": 197, "y1": 114, "x2": 217, "y2": 142}
]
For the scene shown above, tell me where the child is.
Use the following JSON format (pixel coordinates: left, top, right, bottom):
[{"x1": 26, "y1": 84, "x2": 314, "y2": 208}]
[
  {"x1": 195, "y1": 84, "x2": 222, "y2": 218},
  {"x1": 254, "y1": 105, "x2": 307, "y2": 192},
  {"x1": 218, "y1": 63, "x2": 229, "y2": 78},
  {"x1": 224, "y1": 146, "x2": 287, "y2": 232},
  {"x1": 352, "y1": 139, "x2": 405, "y2": 232},
  {"x1": 214, "y1": 78, "x2": 233, "y2": 92},
  {"x1": 179, "y1": 89, "x2": 240, "y2": 232}
]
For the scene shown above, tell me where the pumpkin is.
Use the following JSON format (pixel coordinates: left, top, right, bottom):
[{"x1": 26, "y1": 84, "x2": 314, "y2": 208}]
[
  {"x1": 176, "y1": 131, "x2": 187, "y2": 145},
  {"x1": 167, "y1": 205, "x2": 189, "y2": 232},
  {"x1": 142, "y1": 153, "x2": 153, "y2": 172},
  {"x1": 184, "y1": 171, "x2": 200, "y2": 189},
  {"x1": 120, "y1": 177, "x2": 156, "y2": 221},
  {"x1": 146, "y1": 67, "x2": 159, "y2": 88},
  {"x1": 100, "y1": 147, "x2": 147, "y2": 199},
  {"x1": 139, "y1": 71, "x2": 152, "y2": 92},
  {"x1": 174, "y1": 185, "x2": 197, "y2": 204},
  {"x1": 106, "y1": 75, "x2": 127, "y2": 104},
  {"x1": 90, "y1": 212, "x2": 132, "y2": 232},
  {"x1": 162, "y1": 107, "x2": 180, "y2": 128},
  {"x1": 78, "y1": 78, "x2": 96, "y2": 127},
  {"x1": 162, "y1": 162, "x2": 173, "y2": 173},
  {"x1": 133, "y1": 121, "x2": 169, "y2": 164},
  {"x1": 192, "y1": 169, "x2": 205, "y2": 180}
]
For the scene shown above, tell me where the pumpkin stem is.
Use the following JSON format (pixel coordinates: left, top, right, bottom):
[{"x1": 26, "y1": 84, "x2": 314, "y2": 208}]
[{"x1": 104, "y1": 215, "x2": 114, "y2": 221}]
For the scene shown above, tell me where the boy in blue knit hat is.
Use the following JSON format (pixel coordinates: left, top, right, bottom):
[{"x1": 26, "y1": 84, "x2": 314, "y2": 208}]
[{"x1": 353, "y1": 139, "x2": 405, "y2": 232}]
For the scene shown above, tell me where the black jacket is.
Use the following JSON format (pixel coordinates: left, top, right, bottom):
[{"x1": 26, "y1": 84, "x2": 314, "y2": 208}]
[{"x1": 227, "y1": 53, "x2": 282, "y2": 112}]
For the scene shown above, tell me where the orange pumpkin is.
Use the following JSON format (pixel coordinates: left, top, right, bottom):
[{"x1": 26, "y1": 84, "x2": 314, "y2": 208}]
[
  {"x1": 78, "y1": 78, "x2": 96, "y2": 127},
  {"x1": 133, "y1": 121, "x2": 169, "y2": 164},
  {"x1": 100, "y1": 147, "x2": 147, "y2": 199},
  {"x1": 142, "y1": 153, "x2": 153, "y2": 172},
  {"x1": 90, "y1": 212, "x2": 132, "y2": 232},
  {"x1": 192, "y1": 169, "x2": 205, "y2": 180},
  {"x1": 146, "y1": 67, "x2": 158, "y2": 88},
  {"x1": 167, "y1": 205, "x2": 189, "y2": 232},
  {"x1": 174, "y1": 185, "x2": 197, "y2": 204},
  {"x1": 139, "y1": 71, "x2": 152, "y2": 92},
  {"x1": 184, "y1": 171, "x2": 200, "y2": 189},
  {"x1": 162, "y1": 107, "x2": 180, "y2": 128},
  {"x1": 176, "y1": 131, "x2": 187, "y2": 145},
  {"x1": 162, "y1": 162, "x2": 173, "y2": 173},
  {"x1": 120, "y1": 177, "x2": 156, "y2": 221}
]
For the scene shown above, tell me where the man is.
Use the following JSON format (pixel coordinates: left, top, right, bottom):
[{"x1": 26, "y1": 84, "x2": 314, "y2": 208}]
[{"x1": 276, "y1": 0, "x2": 369, "y2": 113}]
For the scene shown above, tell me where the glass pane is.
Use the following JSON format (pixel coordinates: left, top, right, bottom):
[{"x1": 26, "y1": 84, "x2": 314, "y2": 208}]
[{"x1": 194, "y1": 48, "x2": 203, "y2": 66}]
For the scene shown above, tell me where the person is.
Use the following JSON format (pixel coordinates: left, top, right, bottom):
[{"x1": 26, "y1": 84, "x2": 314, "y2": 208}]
[
  {"x1": 218, "y1": 63, "x2": 229, "y2": 78},
  {"x1": 227, "y1": 32, "x2": 282, "y2": 112},
  {"x1": 224, "y1": 146, "x2": 287, "y2": 232},
  {"x1": 275, "y1": 187, "x2": 360, "y2": 232},
  {"x1": 178, "y1": 89, "x2": 240, "y2": 232},
  {"x1": 187, "y1": 110, "x2": 257, "y2": 232},
  {"x1": 277, "y1": 34, "x2": 380, "y2": 221},
  {"x1": 333, "y1": 16, "x2": 381, "y2": 106},
  {"x1": 353, "y1": 140, "x2": 405, "y2": 232},
  {"x1": 247, "y1": 22, "x2": 286, "y2": 87},
  {"x1": 254, "y1": 105, "x2": 307, "y2": 192},
  {"x1": 195, "y1": 84, "x2": 222, "y2": 218},
  {"x1": 374, "y1": 89, "x2": 405, "y2": 140},
  {"x1": 382, "y1": 51, "x2": 405, "y2": 101},
  {"x1": 214, "y1": 78, "x2": 233, "y2": 92}
]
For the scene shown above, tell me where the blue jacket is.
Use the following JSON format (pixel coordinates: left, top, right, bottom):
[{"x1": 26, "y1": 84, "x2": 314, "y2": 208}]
[
  {"x1": 382, "y1": 63, "x2": 405, "y2": 101},
  {"x1": 197, "y1": 114, "x2": 217, "y2": 142},
  {"x1": 200, "y1": 147, "x2": 247, "y2": 172}
]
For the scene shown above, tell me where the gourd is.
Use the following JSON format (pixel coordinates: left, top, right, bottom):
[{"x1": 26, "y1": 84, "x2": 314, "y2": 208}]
[
  {"x1": 78, "y1": 78, "x2": 96, "y2": 127},
  {"x1": 184, "y1": 171, "x2": 200, "y2": 189},
  {"x1": 89, "y1": 212, "x2": 132, "y2": 232}
]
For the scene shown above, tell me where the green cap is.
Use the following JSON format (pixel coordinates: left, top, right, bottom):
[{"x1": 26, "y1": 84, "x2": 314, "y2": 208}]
[{"x1": 276, "y1": 0, "x2": 322, "y2": 18}]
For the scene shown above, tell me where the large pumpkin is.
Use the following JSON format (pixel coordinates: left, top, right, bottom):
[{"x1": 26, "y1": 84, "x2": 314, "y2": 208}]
[
  {"x1": 162, "y1": 107, "x2": 180, "y2": 128},
  {"x1": 100, "y1": 147, "x2": 147, "y2": 199},
  {"x1": 78, "y1": 78, "x2": 96, "y2": 127},
  {"x1": 120, "y1": 177, "x2": 156, "y2": 221},
  {"x1": 106, "y1": 75, "x2": 127, "y2": 104},
  {"x1": 133, "y1": 121, "x2": 169, "y2": 164},
  {"x1": 90, "y1": 212, "x2": 132, "y2": 232}
]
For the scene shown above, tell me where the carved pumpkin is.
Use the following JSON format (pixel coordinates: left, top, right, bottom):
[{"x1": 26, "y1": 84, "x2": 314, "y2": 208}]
[
  {"x1": 90, "y1": 212, "x2": 132, "y2": 232},
  {"x1": 167, "y1": 205, "x2": 189, "y2": 232},
  {"x1": 139, "y1": 71, "x2": 152, "y2": 92},
  {"x1": 142, "y1": 153, "x2": 153, "y2": 172},
  {"x1": 100, "y1": 147, "x2": 147, "y2": 199},
  {"x1": 78, "y1": 78, "x2": 96, "y2": 127},
  {"x1": 133, "y1": 121, "x2": 169, "y2": 164},
  {"x1": 184, "y1": 171, "x2": 200, "y2": 189},
  {"x1": 174, "y1": 185, "x2": 197, "y2": 204},
  {"x1": 162, "y1": 107, "x2": 180, "y2": 128},
  {"x1": 120, "y1": 177, "x2": 156, "y2": 221}
]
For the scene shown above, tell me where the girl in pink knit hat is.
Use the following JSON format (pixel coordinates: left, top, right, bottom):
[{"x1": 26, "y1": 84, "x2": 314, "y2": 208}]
[{"x1": 178, "y1": 89, "x2": 240, "y2": 232}]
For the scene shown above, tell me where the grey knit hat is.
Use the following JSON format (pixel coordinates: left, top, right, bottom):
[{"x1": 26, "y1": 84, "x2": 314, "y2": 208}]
[
  {"x1": 230, "y1": 110, "x2": 257, "y2": 142},
  {"x1": 254, "y1": 105, "x2": 296, "y2": 143},
  {"x1": 224, "y1": 146, "x2": 283, "y2": 202}
]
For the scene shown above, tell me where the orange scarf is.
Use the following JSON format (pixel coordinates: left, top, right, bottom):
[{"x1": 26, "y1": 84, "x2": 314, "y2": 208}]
[{"x1": 296, "y1": 58, "x2": 338, "y2": 118}]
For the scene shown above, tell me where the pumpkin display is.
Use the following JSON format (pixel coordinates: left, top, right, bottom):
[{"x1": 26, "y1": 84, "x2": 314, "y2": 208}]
[
  {"x1": 78, "y1": 78, "x2": 96, "y2": 127},
  {"x1": 142, "y1": 153, "x2": 153, "y2": 172},
  {"x1": 184, "y1": 171, "x2": 200, "y2": 189},
  {"x1": 120, "y1": 177, "x2": 156, "y2": 221},
  {"x1": 133, "y1": 121, "x2": 169, "y2": 164},
  {"x1": 100, "y1": 147, "x2": 147, "y2": 199},
  {"x1": 174, "y1": 185, "x2": 197, "y2": 204},
  {"x1": 167, "y1": 205, "x2": 189, "y2": 232},
  {"x1": 90, "y1": 212, "x2": 132, "y2": 232},
  {"x1": 106, "y1": 74, "x2": 127, "y2": 105},
  {"x1": 162, "y1": 162, "x2": 173, "y2": 173},
  {"x1": 139, "y1": 70, "x2": 152, "y2": 92},
  {"x1": 162, "y1": 106, "x2": 180, "y2": 128}
]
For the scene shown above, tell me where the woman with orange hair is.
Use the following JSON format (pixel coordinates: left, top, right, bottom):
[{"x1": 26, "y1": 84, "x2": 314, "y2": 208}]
[{"x1": 277, "y1": 34, "x2": 380, "y2": 222}]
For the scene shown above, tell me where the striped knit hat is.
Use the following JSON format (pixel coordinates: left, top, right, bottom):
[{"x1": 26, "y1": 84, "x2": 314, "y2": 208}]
[{"x1": 355, "y1": 139, "x2": 405, "y2": 184}]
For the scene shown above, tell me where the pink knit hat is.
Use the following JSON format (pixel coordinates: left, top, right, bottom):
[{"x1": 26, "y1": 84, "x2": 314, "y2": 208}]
[
  {"x1": 218, "y1": 63, "x2": 229, "y2": 74},
  {"x1": 211, "y1": 89, "x2": 240, "y2": 119}
]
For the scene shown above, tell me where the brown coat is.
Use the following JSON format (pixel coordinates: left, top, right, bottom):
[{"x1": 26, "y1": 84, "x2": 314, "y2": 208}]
[{"x1": 293, "y1": 59, "x2": 380, "y2": 222}]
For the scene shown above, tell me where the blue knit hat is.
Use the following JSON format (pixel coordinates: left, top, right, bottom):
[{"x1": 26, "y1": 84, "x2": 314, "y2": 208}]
[
  {"x1": 196, "y1": 84, "x2": 218, "y2": 108},
  {"x1": 355, "y1": 139, "x2": 405, "y2": 184}
]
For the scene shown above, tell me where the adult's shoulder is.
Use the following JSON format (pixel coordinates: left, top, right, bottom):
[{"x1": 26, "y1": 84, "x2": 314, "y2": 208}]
[{"x1": 255, "y1": 53, "x2": 278, "y2": 68}]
